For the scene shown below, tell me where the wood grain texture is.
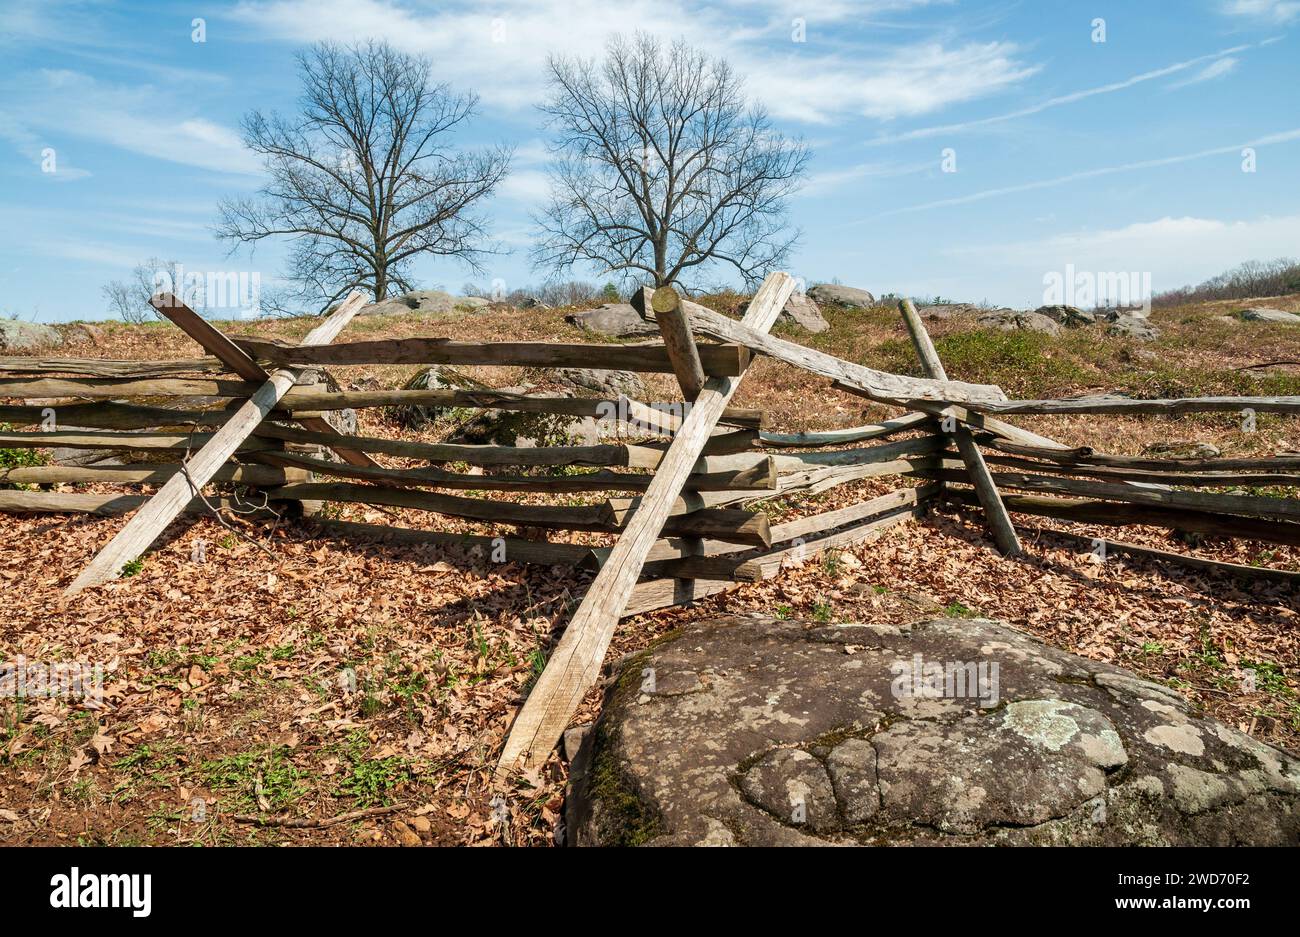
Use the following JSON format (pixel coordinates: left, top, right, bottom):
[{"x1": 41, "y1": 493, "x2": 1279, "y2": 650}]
[
  {"x1": 230, "y1": 335, "x2": 748, "y2": 375},
  {"x1": 495, "y1": 272, "x2": 796, "y2": 776},
  {"x1": 63, "y1": 292, "x2": 367, "y2": 596}
]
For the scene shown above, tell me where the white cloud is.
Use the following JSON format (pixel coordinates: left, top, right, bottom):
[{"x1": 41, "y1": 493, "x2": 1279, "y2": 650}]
[
  {"x1": 864, "y1": 128, "x2": 1300, "y2": 219},
  {"x1": 867, "y1": 43, "x2": 1254, "y2": 145},
  {"x1": 1222, "y1": 0, "x2": 1300, "y2": 24},
  {"x1": 0, "y1": 70, "x2": 259, "y2": 176},
  {"x1": 1168, "y1": 56, "x2": 1238, "y2": 89},
  {"x1": 229, "y1": 0, "x2": 1036, "y2": 123}
]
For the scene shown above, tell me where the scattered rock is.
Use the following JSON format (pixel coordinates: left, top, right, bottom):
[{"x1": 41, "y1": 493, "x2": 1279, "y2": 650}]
[
  {"x1": 1034, "y1": 305, "x2": 1096, "y2": 327},
  {"x1": 1142, "y1": 440, "x2": 1222, "y2": 460},
  {"x1": 358, "y1": 289, "x2": 490, "y2": 317},
  {"x1": 737, "y1": 291, "x2": 830, "y2": 332},
  {"x1": 806, "y1": 284, "x2": 875, "y2": 308},
  {"x1": 387, "y1": 365, "x2": 491, "y2": 430},
  {"x1": 568, "y1": 614, "x2": 1300, "y2": 846},
  {"x1": 0, "y1": 320, "x2": 63, "y2": 352},
  {"x1": 1107, "y1": 315, "x2": 1160, "y2": 341},
  {"x1": 390, "y1": 820, "x2": 422, "y2": 846},
  {"x1": 450, "y1": 390, "x2": 599, "y2": 448},
  {"x1": 916, "y1": 303, "x2": 982, "y2": 320},
  {"x1": 976, "y1": 309, "x2": 1061, "y2": 336},
  {"x1": 564, "y1": 303, "x2": 658, "y2": 338},
  {"x1": 518, "y1": 296, "x2": 550, "y2": 310},
  {"x1": 549, "y1": 368, "x2": 645, "y2": 399},
  {"x1": 1240, "y1": 308, "x2": 1300, "y2": 324}
]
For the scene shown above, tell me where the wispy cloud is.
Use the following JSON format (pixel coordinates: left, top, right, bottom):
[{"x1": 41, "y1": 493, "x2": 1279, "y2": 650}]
[
  {"x1": 866, "y1": 43, "x2": 1258, "y2": 145},
  {"x1": 229, "y1": 0, "x2": 1038, "y2": 123},
  {"x1": 858, "y1": 128, "x2": 1300, "y2": 220},
  {"x1": 1168, "y1": 56, "x2": 1239, "y2": 89},
  {"x1": 1222, "y1": 0, "x2": 1300, "y2": 24},
  {"x1": 0, "y1": 70, "x2": 258, "y2": 176}
]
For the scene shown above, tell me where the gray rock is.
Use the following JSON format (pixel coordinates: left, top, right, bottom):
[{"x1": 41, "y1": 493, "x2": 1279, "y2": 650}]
[
  {"x1": 550, "y1": 368, "x2": 645, "y2": 399},
  {"x1": 1035, "y1": 305, "x2": 1096, "y2": 327},
  {"x1": 450, "y1": 390, "x2": 600, "y2": 448},
  {"x1": 565, "y1": 303, "x2": 658, "y2": 338},
  {"x1": 976, "y1": 309, "x2": 1061, "y2": 336},
  {"x1": 739, "y1": 292, "x2": 829, "y2": 332},
  {"x1": 568, "y1": 614, "x2": 1300, "y2": 846},
  {"x1": 1240, "y1": 308, "x2": 1300, "y2": 323},
  {"x1": 1142, "y1": 440, "x2": 1222, "y2": 460},
  {"x1": 807, "y1": 284, "x2": 875, "y2": 308},
  {"x1": 1107, "y1": 315, "x2": 1160, "y2": 341},
  {"x1": 518, "y1": 296, "x2": 550, "y2": 310},
  {"x1": 916, "y1": 303, "x2": 981, "y2": 320},
  {"x1": 0, "y1": 320, "x2": 63, "y2": 352},
  {"x1": 387, "y1": 365, "x2": 491, "y2": 430},
  {"x1": 358, "y1": 289, "x2": 490, "y2": 317}
]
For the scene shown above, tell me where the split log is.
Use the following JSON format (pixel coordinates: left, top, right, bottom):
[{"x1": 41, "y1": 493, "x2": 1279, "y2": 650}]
[
  {"x1": 924, "y1": 465, "x2": 1300, "y2": 522},
  {"x1": 677, "y1": 295, "x2": 1006, "y2": 405},
  {"x1": 0, "y1": 490, "x2": 279, "y2": 517},
  {"x1": 977, "y1": 395, "x2": 1300, "y2": 416},
  {"x1": 260, "y1": 449, "x2": 777, "y2": 494},
  {"x1": 1021, "y1": 526, "x2": 1300, "y2": 587},
  {"x1": 149, "y1": 292, "x2": 376, "y2": 469},
  {"x1": 230, "y1": 335, "x2": 749, "y2": 376},
  {"x1": 648, "y1": 286, "x2": 705, "y2": 400},
  {"x1": 265, "y1": 482, "x2": 772, "y2": 546},
  {"x1": 969, "y1": 450, "x2": 1300, "y2": 487},
  {"x1": 63, "y1": 292, "x2": 368, "y2": 596},
  {"x1": 0, "y1": 357, "x2": 227, "y2": 377},
  {"x1": 944, "y1": 489, "x2": 1300, "y2": 548},
  {"x1": 0, "y1": 462, "x2": 298, "y2": 486},
  {"x1": 758, "y1": 412, "x2": 931, "y2": 448},
  {"x1": 496, "y1": 271, "x2": 796, "y2": 775},
  {"x1": 896, "y1": 298, "x2": 1020, "y2": 556}
]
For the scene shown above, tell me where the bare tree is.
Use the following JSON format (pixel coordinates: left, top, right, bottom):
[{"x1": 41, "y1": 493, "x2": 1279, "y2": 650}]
[
  {"x1": 534, "y1": 33, "x2": 808, "y2": 289},
  {"x1": 216, "y1": 40, "x2": 511, "y2": 312},
  {"x1": 102, "y1": 258, "x2": 204, "y2": 324}
]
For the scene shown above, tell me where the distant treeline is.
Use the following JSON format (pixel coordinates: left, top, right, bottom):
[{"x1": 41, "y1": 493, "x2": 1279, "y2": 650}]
[
  {"x1": 1154, "y1": 257, "x2": 1300, "y2": 308},
  {"x1": 460, "y1": 280, "x2": 622, "y2": 307}
]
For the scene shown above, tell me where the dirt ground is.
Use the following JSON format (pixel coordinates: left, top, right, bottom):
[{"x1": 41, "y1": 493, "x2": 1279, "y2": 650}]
[{"x1": 2, "y1": 293, "x2": 1299, "y2": 845}]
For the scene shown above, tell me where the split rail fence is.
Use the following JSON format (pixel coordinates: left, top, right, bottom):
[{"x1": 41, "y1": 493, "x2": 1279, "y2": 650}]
[{"x1": 3, "y1": 273, "x2": 1300, "y2": 775}]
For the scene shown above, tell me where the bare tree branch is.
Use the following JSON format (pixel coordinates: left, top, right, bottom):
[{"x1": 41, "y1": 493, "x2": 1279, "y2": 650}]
[
  {"x1": 216, "y1": 40, "x2": 511, "y2": 313},
  {"x1": 533, "y1": 33, "x2": 808, "y2": 290}
]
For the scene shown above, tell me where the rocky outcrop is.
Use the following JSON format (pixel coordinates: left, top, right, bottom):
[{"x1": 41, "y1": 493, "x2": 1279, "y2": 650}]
[
  {"x1": 387, "y1": 365, "x2": 492, "y2": 430},
  {"x1": 976, "y1": 309, "x2": 1061, "y2": 336},
  {"x1": 565, "y1": 303, "x2": 659, "y2": 338},
  {"x1": 449, "y1": 390, "x2": 600, "y2": 448},
  {"x1": 549, "y1": 368, "x2": 646, "y2": 399},
  {"x1": 1034, "y1": 305, "x2": 1096, "y2": 327},
  {"x1": 737, "y1": 291, "x2": 829, "y2": 332},
  {"x1": 1142, "y1": 440, "x2": 1222, "y2": 460},
  {"x1": 915, "y1": 303, "x2": 982, "y2": 320},
  {"x1": 567, "y1": 614, "x2": 1300, "y2": 846},
  {"x1": 807, "y1": 284, "x2": 875, "y2": 308},
  {"x1": 0, "y1": 320, "x2": 63, "y2": 352},
  {"x1": 358, "y1": 290, "x2": 490, "y2": 317},
  {"x1": 1240, "y1": 308, "x2": 1300, "y2": 324},
  {"x1": 1107, "y1": 315, "x2": 1160, "y2": 341}
]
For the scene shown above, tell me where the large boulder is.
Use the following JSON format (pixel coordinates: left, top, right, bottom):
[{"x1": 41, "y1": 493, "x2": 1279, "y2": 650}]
[
  {"x1": 387, "y1": 365, "x2": 491, "y2": 430},
  {"x1": 740, "y1": 292, "x2": 829, "y2": 333},
  {"x1": 1107, "y1": 315, "x2": 1160, "y2": 341},
  {"x1": 0, "y1": 320, "x2": 63, "y2": 352},
  {"x1": 449, "y1": 390, "x2": 600, "y2": 448},
  {"x1": 358, "y1": 290, "x2": 490, "y2": 317},
  {"x1": 549, "y1": 368, "x2": 646, "y2": 399},
  {"x1": 976, "y1": 309, "x2": 1061, "y2": 336},
  {"x1": 1034, "y1": 305, "x2": 1096, "y2": 327},
  {"x1": 565, "y1": 303, "x2": 659, "y2": 338},
  {"x1": 807, "y1": 284, "x2": 875, "y2": 308},
  {"x1": 1240, "y1": 308, "x2": 1300, "y2": 324},
  {"x1": 567, "y1": 614, "x2": 1300, "y2": 846}
]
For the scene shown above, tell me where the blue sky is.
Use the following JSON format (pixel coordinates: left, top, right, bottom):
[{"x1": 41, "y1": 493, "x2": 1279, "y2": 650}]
[{"x1": 1, "y1": 0, "x2": 1298, "y2": 322}]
